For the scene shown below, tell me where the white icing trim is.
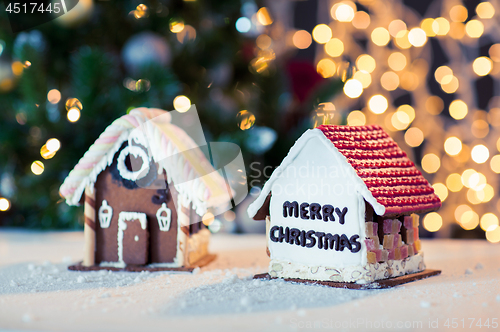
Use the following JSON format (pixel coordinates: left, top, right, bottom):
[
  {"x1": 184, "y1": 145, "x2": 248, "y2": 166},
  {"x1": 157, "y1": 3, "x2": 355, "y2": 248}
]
[
  {"x1": 156, "y1": 203, "x2": 172, "y2": 231},
  {"x1": 358, "y1": 194, "x2": 367, "y2": 267},
  {"x1": 117, "y1": 212, "x2": 147, "y2": 265},
  {"x1": 247, "y1": 128, "x2": 386, "y2": 219},
  {"x1": 99, "y1": 261, "x2": 126, "y2": 268},
  {"x1": 98, "y1": 200, "x2": 113, "y2": 229},
  {"x1": 116, "y1": 145, "x2": 150, "y2": 181},
  {"x1": 269, "y1": 252, "x2": 425, "y2": 283}
]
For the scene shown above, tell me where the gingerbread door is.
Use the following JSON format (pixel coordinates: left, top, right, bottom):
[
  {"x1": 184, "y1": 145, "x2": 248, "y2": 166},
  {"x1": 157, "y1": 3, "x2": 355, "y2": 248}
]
[{"x1": 118, "y1": 212, "x2": 149, "y2": 265}]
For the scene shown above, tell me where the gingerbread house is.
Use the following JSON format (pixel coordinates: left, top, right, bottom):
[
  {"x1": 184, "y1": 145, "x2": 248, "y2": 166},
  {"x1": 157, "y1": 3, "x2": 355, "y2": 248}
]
[
  {"x1": 248, "y1": 125, "x2": 441, "y2": 284},
  {"x1": 60, "y1": 108, "x2": 230, "y2": 270}
]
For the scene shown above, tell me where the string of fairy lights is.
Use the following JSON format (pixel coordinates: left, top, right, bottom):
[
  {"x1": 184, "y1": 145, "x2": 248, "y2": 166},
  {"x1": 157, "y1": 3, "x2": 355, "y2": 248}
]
[
  {"x1": 274, "y1": 0, "x2": 500, "y2": 242},
  {"x1": 2, "y1": 1, "x2": 500, "y2": 242}
]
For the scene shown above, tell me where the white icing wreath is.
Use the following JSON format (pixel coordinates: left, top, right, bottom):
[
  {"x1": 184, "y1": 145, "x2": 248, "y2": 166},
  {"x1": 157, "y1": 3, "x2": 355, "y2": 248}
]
[{"x1": 117, "y1": 145, "x2": 150, "y2": 181}]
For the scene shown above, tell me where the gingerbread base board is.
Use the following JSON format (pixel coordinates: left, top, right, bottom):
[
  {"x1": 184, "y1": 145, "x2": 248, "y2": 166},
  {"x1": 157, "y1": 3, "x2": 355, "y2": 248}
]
[
  {"x1": 253, "y1": 269, "x2": 441, "y2": 289},
  {"x1": 68, "y1": 254, "x2": 217, "y2": 272}
]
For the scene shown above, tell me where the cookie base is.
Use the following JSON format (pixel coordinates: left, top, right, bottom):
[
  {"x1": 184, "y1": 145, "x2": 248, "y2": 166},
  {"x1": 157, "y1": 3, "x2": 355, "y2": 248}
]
[
  {"x1": 68, "y1": 253, "x2": 216, "y2": 272},
  {"x1": 253, "y1": 269, "x2": 441, "y2": 289}
]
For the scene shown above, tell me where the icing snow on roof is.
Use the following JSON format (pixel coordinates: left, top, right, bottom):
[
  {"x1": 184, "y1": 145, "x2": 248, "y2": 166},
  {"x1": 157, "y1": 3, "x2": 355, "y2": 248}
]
[
  {"x1": 247, "y1": 125, "x2": 440, "y2": 219},
  {"x1": 59, "y1": 107, "x2": 229, "y2": 216}
]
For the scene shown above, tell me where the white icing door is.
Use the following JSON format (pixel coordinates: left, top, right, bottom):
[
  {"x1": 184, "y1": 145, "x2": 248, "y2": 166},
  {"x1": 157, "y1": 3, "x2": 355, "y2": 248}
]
[{"x1": 117, "y1": 212, "x2": 148, "y2": 265}]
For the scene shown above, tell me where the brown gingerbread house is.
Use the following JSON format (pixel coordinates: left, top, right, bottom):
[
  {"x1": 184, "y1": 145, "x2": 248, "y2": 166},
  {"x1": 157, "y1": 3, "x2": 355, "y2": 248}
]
[{"x1": 60, "y1": 108, "x2": 230, "y2": 271}]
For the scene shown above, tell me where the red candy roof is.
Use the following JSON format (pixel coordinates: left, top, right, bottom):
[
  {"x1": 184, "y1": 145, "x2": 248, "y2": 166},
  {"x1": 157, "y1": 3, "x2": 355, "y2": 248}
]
[{"x1": 316, "y1": 124, "x2": 441, "y2": 216}]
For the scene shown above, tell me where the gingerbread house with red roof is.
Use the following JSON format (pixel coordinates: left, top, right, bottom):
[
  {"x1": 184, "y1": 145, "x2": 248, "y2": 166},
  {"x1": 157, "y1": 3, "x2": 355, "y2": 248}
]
[{"x1": 248, "y1": 124, "x2": 441, "y2": 284}]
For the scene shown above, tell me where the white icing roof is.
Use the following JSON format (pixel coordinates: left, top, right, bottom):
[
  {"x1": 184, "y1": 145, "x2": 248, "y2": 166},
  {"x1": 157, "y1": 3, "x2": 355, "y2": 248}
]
[
  {"x1": 247, "y1": 128, "x2": 386, "y2": 219},
  {"x1": 59, "y1": 108, "x2": 229, "y2": 216}
]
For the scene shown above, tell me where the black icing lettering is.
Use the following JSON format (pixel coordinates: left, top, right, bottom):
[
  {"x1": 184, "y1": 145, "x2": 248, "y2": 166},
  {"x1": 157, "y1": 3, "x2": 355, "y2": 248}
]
[
  {"x1": 315, "y1": 232, "x2": 325, "y2": 249},
  {"x1": 300, "y1": 203, "x2": 310, "y2": 219},
  {"x1": 305, "y1": 230, "x2": 316, "y2": 248},
  {"x1": 283, "y1": 201, "x2": 299, "y2": 218},
  {"x1": 335, "y1": 207, "x2": 348, "y2": 225},
  {"x1": 300, "y1": 230, "x2": 306, "y2": 247},
  {"x1": 309, "y1": 203, "x2": 322, "y2": 220},
  {"x1": 322, "y1": 205, "x2": 335, "y2": 222},
  {"x1": 325, "y1": 233, "x2": 340, "y2": 250},
  {"x1": 289, "y1": 228, "x2": 300, "y2": 245},
  {"x1": 350, "y1": 234, "x2": 361, "y2": 253},
  {"x1": 339, "y1": 234, "x2": 352, "y2": 251},
  {"x1": 270, "y1": 226, "x2": 279, "y2": 242},
  {"x1": 269, "y1": 225, "x2": 360, "y2": 253},
  {"x1": 277, "y1": 226, "x2": 289, "y2": 243}
]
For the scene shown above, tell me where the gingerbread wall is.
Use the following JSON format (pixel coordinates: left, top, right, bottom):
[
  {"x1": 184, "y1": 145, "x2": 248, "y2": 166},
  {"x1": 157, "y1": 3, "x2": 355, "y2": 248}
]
[{"x1": 94, "y1": 167, "x2": 179, "y2": 265}]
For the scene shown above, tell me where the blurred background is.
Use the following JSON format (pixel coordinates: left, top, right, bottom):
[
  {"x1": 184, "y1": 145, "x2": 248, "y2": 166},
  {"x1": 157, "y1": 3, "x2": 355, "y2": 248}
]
[{"x1": 0, "y1": 0, "x2": 499, "y2": 243}]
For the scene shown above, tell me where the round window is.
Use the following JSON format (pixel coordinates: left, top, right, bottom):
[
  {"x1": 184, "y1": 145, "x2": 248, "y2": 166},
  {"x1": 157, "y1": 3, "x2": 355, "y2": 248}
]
[{"x1": 117, "y1": 145, "x2": 150, "y2": 181}]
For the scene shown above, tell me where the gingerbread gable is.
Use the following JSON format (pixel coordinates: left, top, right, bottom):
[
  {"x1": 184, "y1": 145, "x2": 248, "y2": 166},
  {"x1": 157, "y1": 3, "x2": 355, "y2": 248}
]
[{"x1": 248, "y1": 125, "x2": 441, "y2": 219}]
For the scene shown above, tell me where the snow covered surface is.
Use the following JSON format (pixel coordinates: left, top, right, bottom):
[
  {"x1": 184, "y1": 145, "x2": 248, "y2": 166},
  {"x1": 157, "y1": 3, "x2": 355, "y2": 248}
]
[{"x1": 0, "y1": 230, "x2": 499, "y2": 331}]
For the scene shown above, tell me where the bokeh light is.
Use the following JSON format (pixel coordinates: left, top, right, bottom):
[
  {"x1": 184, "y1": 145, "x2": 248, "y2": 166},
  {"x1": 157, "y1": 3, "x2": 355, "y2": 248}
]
[
  {"x1": 347, "y1": 110, "x2": 366, "y2": 126},
  {"x1": 293, "y1": 30, "x2": 312, "y2": 49},
  {"x1": 408, "y1": 28, "x2": 427, "y2": 47},
  {"x1": 421, "y1": 153, "x2": 440, "y2": 173},
  {"x1": 352, "y1": 11, "x2": 370, "y2": 29},
  {"x1": 449, "y1": 100, "x2": 468, "y2": 120},
  {"x1": 67, "y1": 108, "x2": 81, "y2": 122},
  {"x1": 423, "y1": 212, "x2": 442, "y2": 232},
  {"x1": 480, "y1": 213, "x2": 499, "y2": 231},
  {"x1": 465, "y1": 20, "x2": 484, "y2": 38},
  {"x1": 47, "y1": 89, "x2": 61, "y2": 104},
  {"x1": 421, "y1": 18, "x2": 436, "y2": 37},
  {"x1": 447, "y1": 173, "x2": 463, "y2": 192},
  {"x1": 312, "y1": 24, "x2": 332, "y2": 44},
  {"x1": 371, "y1": 27, "x2": 390, "y2": 46},
  {"x1": 325, "y1": 38, "x2": 344, "y2": 57},
  {"x1": 425, "y1": 96, "x2": 444, "y2": 115},
  {"x1": 335, "y1": 3, "x2": 355, "y2": 22},
  {"x1": 388, "y1": 52, "x2": 406, "y2": 71},
  {"x1": 352, "y1": 71, "x2": 371, "y2": 88},
  {"x1": 368, "y1": 95, "x2": 388, "y2": 114},
  {"x1": 343, "y1": 79, "x2": 363, "y2": 98},
  {"x1": 432, "y1": 183, "x2": 448, "y2": 202},
  {"x1": 0, "y1": 198, "x2": 10, "y2": 212},
  {"x1": 404, "y1": 127, "x2": 424, "y2": 147},
  {"x1": 459, "y1": 210, "x2": 479, "y2": 230},
  {"x1": 236, "y1": 110, "x2": 256, "y2": 130},
  {"x1": 235, "y1": 17, "x2": 251, "y2": 33},
  {"x1": 31, "y1": 161, "x2": 44, "y2": 175},
  {"x1": 490, "y1": 155, "x2": 500, "y2": 173},
  {"x1": 444, "y1": 137, "x2": 462, "y2": 156},
  {"x1": 472, "y1": 57, "x2": 493, "y2": 76},
  {"x1": 432, "y1": 17, "x2": 450, "y2": 35},
  {"x1": 450, "y1": 5, "x2": 468, "y2": 22},
  {"x1": 202, "y1": 212, "x2": 215, "y2": 226},
  {"x1": 380, "y1": 71, "x2": 399, "y2": 91},
  {"x1": 170, "y1": 18, "x2": 185, "y2": 33},
  {"x1": 471, "y1": 144, "x2": 489, "y2": 164},
  {"x1": 256, "y1": 7, "x2": 273, "y2": 26},
  {"x1": 388, "y1": 20, "x2": 406, "y2": 37},
  {"x1": 486, "y1": 225, "x2": 500, "y2": 243},
  {"x1": 317, "y1": 59, "x2": 336, "y2": 78},
  {"x1": 356, "y1": 54, "x2": 376, "y2": 73},
  {"x1": 476, "y1": 2, "x2": 495, "y2": 19},
  {"x1": 173, "y1": 95, "x2": 191, "y2": 113}
]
